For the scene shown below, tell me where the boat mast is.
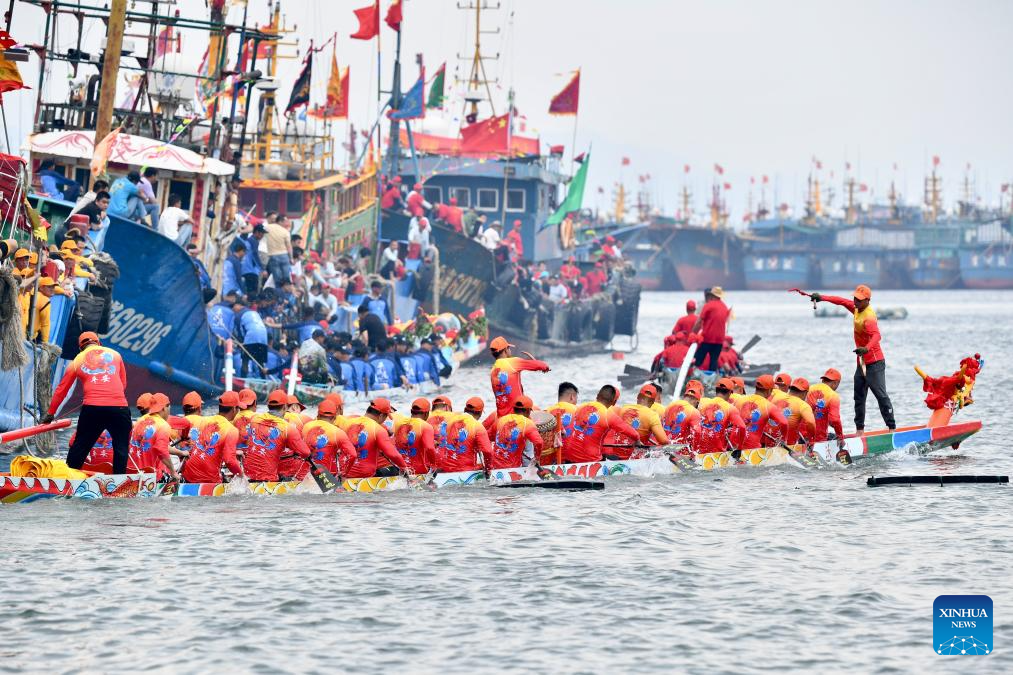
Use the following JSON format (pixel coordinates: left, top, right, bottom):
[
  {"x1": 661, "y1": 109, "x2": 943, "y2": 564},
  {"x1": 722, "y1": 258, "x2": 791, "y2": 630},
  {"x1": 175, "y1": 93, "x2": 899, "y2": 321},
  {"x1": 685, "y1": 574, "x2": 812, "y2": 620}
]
[
  {"x1": 94, "y1": 0, "x2": 128, "y2": 142},
  {"x1": 459, "y1": 0, "x2": 499, "y2": 122}
]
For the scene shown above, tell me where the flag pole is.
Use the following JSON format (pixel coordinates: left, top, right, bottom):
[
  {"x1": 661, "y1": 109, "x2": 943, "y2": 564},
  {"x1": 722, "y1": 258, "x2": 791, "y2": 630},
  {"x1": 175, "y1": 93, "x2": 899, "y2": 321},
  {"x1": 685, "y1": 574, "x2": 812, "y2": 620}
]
[
  {"x1": 569, "y1": 69, "x2": 580, "y2": 169},
  {"x1": 374, "y1": 0, "x2": 383, "y2": 247}
]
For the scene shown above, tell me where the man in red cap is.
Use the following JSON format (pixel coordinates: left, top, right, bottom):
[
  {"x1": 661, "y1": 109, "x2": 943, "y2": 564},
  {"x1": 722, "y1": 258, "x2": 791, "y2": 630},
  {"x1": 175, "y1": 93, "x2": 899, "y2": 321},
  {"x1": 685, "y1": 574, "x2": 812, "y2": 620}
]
[
  {"x1": 298, "y1": 398, "x2": 356, "y2": 478},
  {"x1": 46, "y1": 332, "x2": 132, "y2": 474},
  {"x1": 770, "y1": 373, "x2": 792, "y2": 404},
  {"x1": 237, "y1": 389, "x2": 311, "y2": 481},
  {"x1": 504, "y1": 220, "x2": 524, "y2": 260},
  {"x1": 652, "y1": 332, "x2": 691, "y2": 373},
  {"x1": 128, "y1": 393, "x2": 182, "y2": 480},
  {"x1": 489, "y1": 336, "x2": 550, "y2": 418},
  {"x1": 734, "y1": 374, "x2": 789, "y2": 449},
  {"x1": 393, "y1": 398, "x2": 438, "y2": 475},
  {"x1": 672, "y1": 300, "x2": 698, "y2": 335},
  {"x1": 343, "y1": 398, "x2": 410, "y2": 478},
  {"x1": 797, "y1": 284, "x2": 895, "y2": 433},
  {"x1": 663, "y1": 380, "x2": 704, "y2": 449},
  {"x1": 437, "y1": 397, "x2": 492, "y2": 473},
  {"x1": 807, "y1": 368, "x2": 845, "y2": 446},
  {"x1": 603, "y1": 384, "x2": 669, "y2": 459},
  {"x1": 782, "y1": 378, "x2": 817, "y2": 446},
  {"x1": 696, "y1": 378, "x2": 746, "y2": 454},
  {"x1": 406, "y1": 183, "x2": 428, "y2": 218},
  {"x1": 490, "y1": 395, "x2": 543, "y2": 471},
  {"x1": 182, "y1": 391, "x2": 244, "y2": 483},
  {"x1": 181, "y1": 392, "x2": 204, "y2": 428},
  {"x1": 563, "y1": 385, "x2": 639, "y2": 463}
]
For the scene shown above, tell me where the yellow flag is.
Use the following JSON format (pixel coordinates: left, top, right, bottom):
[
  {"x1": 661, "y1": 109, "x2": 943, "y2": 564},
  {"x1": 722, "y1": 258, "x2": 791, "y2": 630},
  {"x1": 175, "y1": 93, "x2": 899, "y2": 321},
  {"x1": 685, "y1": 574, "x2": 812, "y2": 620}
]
[{"x1": 0, "y1": 50, "x2": 24, "y2": 94}]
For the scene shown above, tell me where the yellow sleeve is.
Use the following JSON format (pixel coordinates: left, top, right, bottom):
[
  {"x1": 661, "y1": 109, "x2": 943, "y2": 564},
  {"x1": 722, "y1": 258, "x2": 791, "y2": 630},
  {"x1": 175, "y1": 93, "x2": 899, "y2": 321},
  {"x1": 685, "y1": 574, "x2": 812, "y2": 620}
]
[{"x1": 37, "y1": 304, "x2": 51, "y2": 342}]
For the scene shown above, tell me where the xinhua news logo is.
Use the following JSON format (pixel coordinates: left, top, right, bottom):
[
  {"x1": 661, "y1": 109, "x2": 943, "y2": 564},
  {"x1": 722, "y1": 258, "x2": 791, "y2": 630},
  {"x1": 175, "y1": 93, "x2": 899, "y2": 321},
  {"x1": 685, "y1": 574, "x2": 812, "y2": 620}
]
[{"x1": 934, "y1": 595, "x2": 992, "y2": 655}]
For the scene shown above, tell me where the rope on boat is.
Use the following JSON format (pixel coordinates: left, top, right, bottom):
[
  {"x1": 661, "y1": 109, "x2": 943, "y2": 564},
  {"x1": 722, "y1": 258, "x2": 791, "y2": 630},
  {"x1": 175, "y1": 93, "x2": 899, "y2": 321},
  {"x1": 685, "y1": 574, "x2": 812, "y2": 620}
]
[{"x1": 0, "y1": 266, "x2": 27, "y2": 370}]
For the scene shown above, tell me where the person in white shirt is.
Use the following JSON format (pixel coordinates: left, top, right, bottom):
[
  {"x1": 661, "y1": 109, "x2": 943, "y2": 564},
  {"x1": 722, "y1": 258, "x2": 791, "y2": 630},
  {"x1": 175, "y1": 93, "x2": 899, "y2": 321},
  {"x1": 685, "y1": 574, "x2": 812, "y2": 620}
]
[
  {"x1": 407, "y1": 216, "x2": 433, "y2": 258},
  {"x1": 480, "y1": 221, "x2": 502, "y2": 251},
  {"x1": 549, "y1": 275, "x2": 569, "y2": 304},
  {"x1": 308, "y1": 282, "x2": 339, "y2": 320},
  {"x1": 379, "y1": 240, "x2": 400, "y2": 278},
  {"x1": 157, "y1": 193, "x2": 195, "y2": 246}
]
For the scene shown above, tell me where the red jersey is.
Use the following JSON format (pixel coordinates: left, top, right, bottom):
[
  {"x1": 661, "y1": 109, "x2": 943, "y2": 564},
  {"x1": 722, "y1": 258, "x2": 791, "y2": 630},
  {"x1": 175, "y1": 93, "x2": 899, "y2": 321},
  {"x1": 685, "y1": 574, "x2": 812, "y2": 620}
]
[
  {"x1": 238, "y1": 412, "x2": 311, "y2": 481},
  {"x1": 380, "y1": 186, "x2": 401, "y2": 209},
  {"x1": 490, "y1": 414, "x2": 543, "y2": 470},
  {"x1": 343, "y1": 416, "x2": 408, "y2": 478},
  {"x1": 807, "y1": 383, "x2": 844, "y2": 442},
  {"x1": 779, "y1": 396, "x2": 817, "y2": 446},
  {"x1": 181, "y1": 416, "x2": 242, "y2": 483},
  {"x1": 437, "y1": 414, "x2": 491, "y2": 473},
  {"x1": 734, "y1": 394, "x2": 788, "y2": 449},
  {"x1": 393, "y1": 417, "x2": 437, "y2": 474},
  {"x1": 696, "y1": 398, "x2": 746, "y2": 454},
  {"x1": 718, "y1": 347, "x2": 740, "y2": 372},
  {"x1": 560, "y1": 263, "x2": 581, "y2": 281},
  {"x1": 406, "y1": 191, "x2": 426, "y2": 217},
  {"x1": 602, "y1": 404, "x2": 668, "y2": 459},
  {"x1": 127, "y1": 414, "x2": 172, "y2": 478},
  {"x1": 73, "y1": 430, "x2": 114, "y2": 474},
  {"x1": 655, "y1": 343, "x2": 689, "y2": 370},
  {"x1": 490, "y1": 356, "x2": 549, "y2": 417},
  {"x1": 672, "y1": 313, "x2": 697, "y2": 335},
  {"x1": 697, "y1": 299, "x2": 730, "y2": 344},
  {"x1": 662, "y1": 401, "x2": 701, "y2": 447},
  {"x1": 821, "y1": 295, "x2": 884, "y2": 364},
  {"x1": 505, "y1": 229, "x2": 524, "y2": 258},
  {"x1": 48, "y1": 345, "x2": 128, "y2": 414},
  {"x1": 562, "y1": 401, "x2": 639, "y2": 464},
  {"x1": 300, "y1": 419, "x2": 356, "y2": 478}
]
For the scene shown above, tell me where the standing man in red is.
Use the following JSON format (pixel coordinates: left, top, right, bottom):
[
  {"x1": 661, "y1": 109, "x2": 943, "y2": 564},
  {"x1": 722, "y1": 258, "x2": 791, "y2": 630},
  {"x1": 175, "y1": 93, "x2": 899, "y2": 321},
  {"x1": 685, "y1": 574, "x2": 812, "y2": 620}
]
[
  {"x1": 488, "y1": 336, "x2": 550, "y2": 418},
  {"x1": 692, "y1": 287, "x2": 730, "y2": 370},
  {"x1": 672, "y1": 299, "x2": 697, "y2": 334},
  {"x1": 800, "y1": 285, "x2": 896, "y2": 433},
  {"x1": 44, "y1": 332, "x2": 132, "y2": 474},
  {"x1": 505, "y1": 220, "x2": 524, "y2": 261}
]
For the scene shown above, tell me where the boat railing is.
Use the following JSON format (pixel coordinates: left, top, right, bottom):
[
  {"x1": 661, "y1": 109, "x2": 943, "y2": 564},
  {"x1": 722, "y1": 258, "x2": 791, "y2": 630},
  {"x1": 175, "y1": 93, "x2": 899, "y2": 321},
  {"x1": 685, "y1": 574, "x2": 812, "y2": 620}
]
[
  {"x1": 34, "y1": 102, "x2": 197, "y2": 145},
  {"x1": 325, "y1": 171, "x2": 378, "y2": 254},
  {"x1": 240, "y1": 132, "x2": 335, "y2": 181}
]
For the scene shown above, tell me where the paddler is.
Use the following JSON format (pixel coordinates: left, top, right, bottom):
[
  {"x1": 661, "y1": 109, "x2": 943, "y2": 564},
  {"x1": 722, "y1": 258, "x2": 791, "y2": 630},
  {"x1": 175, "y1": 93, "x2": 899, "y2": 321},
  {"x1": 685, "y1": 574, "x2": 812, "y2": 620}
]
[
  {"x1": 563, "y1": 385, "x2": 640, "y2": 463},
  {"x1": 127, "y1": 393, "x2": 183, "y2": 481},
  {"x1": 182, "y1": 391, "x2": 204, "y2": 428},
  {"x1": 428, "y1": 395, "x2": 459, "y2": 451},
  {"x1": 770, "y1": 373, "x2": 792, "y2": 403},
  {"x1": 392, "y1": 398, "x2": 438, "y2": 475},
  {"x1": 181, "y1": 391, "x2": 244, "y2": 483},
  {"x1": 488, "y1": 336, "x2": 550, "y2": 417},
  {"x1": 343, "y1": 398, "x2": 410, "y2": 478},
  {"x1": 298, "y1": 398, "x2": 356, "y2": 478},
  {"x1": 645, "y1": 383, "x2": 667, "y2": 416},
  {"x1": 806, "y1": 368, "x2": 845, "y2": 447},
  {"x1": 44, "y1": 332, "x2": 132, "y2": 474},
  {"x1": 782, "y1": 378, "x2": 817, "y2": 446},
  {"x1": 543, "y1": 382, "x2": 578, "y2": 465},
  {"x1": 734, "y1": 374, "x2": 789, "y2": 449},
  {"x1": 671, "y1": 299, "x2": 697, "y2": 334},
  {"x1": 285, "y1": 395, "x2": 308, "y2": 430},
  {"x1": 603, "y1": 384, "x2": 669, "y2": 459},
  {"x1": 662, "y1": 380, "x2": 704, "y2": 448},
  {"x1": 798, "y1": 285, "x2": 896, "y2": 434},
  {"x1": 489, "y1": 395, "x2": 543, "y2": 471},
  {"x1": 729, "y1": 377, "x2": 747, "y2": 404},
  {"x1": 696, "y1": 378, "x2": 746, "y2": 454},
  {"x1": 437, "y1": 397, "x2": 493, "y2": 474},
  {"x1": 237, "y1": 389, "x2": 311, "y2": 482}
]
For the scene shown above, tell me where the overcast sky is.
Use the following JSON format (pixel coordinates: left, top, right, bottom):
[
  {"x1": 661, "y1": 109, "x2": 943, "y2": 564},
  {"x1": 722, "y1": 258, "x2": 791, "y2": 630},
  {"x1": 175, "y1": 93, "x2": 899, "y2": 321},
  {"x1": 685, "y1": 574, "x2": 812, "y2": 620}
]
[{"x1": 9, "y1": 0, "x2": 1013, "y2": 224}]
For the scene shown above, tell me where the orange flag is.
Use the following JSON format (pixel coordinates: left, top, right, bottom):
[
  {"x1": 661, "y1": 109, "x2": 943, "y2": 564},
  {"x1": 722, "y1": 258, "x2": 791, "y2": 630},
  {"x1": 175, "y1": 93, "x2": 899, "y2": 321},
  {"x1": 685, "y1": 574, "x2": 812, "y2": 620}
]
[
  {"x1": 90, "y1": 127, "x2": 122, "y2": 177},
  {"x1": 0, "y1": 49, "x2": 25, "y2": 95}
]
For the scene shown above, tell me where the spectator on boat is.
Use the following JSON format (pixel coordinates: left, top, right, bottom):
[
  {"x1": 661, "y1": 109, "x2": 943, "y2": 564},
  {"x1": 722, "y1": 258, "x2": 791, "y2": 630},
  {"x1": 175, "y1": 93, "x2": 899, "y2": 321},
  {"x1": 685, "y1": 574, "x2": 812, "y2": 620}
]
[
  {"x1": 207, "y1": 289, "x2": 237, "y2": 341},
  {"x1": 362, "y1": 280, "x2": 392, "y2": 324},
  {"x1": 601, "y1": 235, "x2": 622, "y2": 260},
  {"x1": 236, "y1": 223, "x2": 267, "y2": 295},
  {"x1": 186, "y1": 243, "x2": 212, "y2": 291},
  {"x1": 357, "y1": 305, "x2": 387, "y2": 352},
  {"x1": 37, "y1": 159, "x2": 82, "y2": 202},
  {"x1": 464, "y1": 209, "x2": 484, "y2": 238},
  {"x1": 480, "y1": 220, "x2": 502, "y2": 251},
  {"x1": 308, "y1": 282, "x2": 339, "y2": 322},
  {"x1": 138, "y1": 167, "x2": 160, "y2": 226},
  {"x1": 299, "y1": 329, "x2": 330, "y2": 385},
  {"x1": 107, "y1": 171, "x2": 147, "y2": 224},
  {"x1": 44, "y1": 332, "x2": 132, "y2": 474},
  {"x1": 505, "y1": 219, "x2": 524, "y2": 260},
  {"x1": 379, "y1": 240, "x2": 401, "y2": 279},
  {"x1": 370, "y1": 343, "x2": 408, "y2": 390},
  {"x1": 23, "y1": 277, "x2": 61, "y2": 343},
  {"x1": 283, "y1": 305, "x2": 323, "y2": 343},
  {"x1": 407, "y1": 217, "x2": 433, "y2": 260},
  {"x1": 349, "y1": 346, "x2": 376, "y2": 394},
  {"x1": 76, "y1": 191, "x2": 110, "y2": 230},
  {"x1": 406, "y1": 183, "x2": 429, "y2": 218},
  {"x1": 328, "y1": 343, "x2": 356, "y2": 389},
  {"x1": 548, "y1": 275, "x2": 569, "y2": 304},
  {"x1": 380, "y1": 176, "x2": 404, "y2": 210},
  {"x1": 693, "y1": 287, "x2": 730, "y2": 371},
  {"x1": 70, "y1": 179, "x2": 109, "y2": 216},
  {"x1": 236, "y1": 298, "x2": 269, "y2": 377},
  {"x1": 158, "y1": 193, "x2": 194, "y2": 246},
  {"x1": 263, "y1": 214, "x2": 293, "y2": 287},
  {"x1": 435, "y1": 197, "x2": 464, "y2": 233},
  {"x1": 222, "y1": 241, "x2": 246, "y2": 300},
  {"x1": 673, "y1": 299, "x2": 697, "y2": 334}
]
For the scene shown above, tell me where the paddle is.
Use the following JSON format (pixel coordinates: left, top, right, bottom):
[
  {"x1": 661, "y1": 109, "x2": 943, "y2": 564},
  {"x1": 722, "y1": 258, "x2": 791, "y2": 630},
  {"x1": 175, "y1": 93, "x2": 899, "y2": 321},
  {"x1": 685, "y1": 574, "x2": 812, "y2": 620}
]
[
  {"x1": 303, "y1": 456, "x2": 342, "y2": 493},
  {"x1": 496, "y1": 479, "x2": 604, "y2": 491},
  {"x1": 738, "y1": 334, "x2": 761, "y2": 356}
]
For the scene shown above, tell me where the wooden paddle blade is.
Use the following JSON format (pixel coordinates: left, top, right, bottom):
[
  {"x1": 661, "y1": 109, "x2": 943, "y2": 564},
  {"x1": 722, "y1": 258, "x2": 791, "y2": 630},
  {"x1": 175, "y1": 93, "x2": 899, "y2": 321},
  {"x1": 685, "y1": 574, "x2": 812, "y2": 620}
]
[
  {"x1": 496, "y1": 480, "x2": 604, "y2": 491},
  {"x1": 738, "y1": 334, "x2": 762, "y2": 355},
  {"x1": 835, "y1": 449, "x2": 853, "y2": 465},
  {"x1": 306, "y1": 458, "x2": 341, "y2": 493}
]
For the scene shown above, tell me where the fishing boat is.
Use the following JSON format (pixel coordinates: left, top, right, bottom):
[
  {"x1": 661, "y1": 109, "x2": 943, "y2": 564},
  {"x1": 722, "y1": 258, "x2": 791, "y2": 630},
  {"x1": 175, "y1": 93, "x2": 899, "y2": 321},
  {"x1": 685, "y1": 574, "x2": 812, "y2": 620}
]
[{"x1": 0, "y1": 420, "x2": 981, "y2": 503}]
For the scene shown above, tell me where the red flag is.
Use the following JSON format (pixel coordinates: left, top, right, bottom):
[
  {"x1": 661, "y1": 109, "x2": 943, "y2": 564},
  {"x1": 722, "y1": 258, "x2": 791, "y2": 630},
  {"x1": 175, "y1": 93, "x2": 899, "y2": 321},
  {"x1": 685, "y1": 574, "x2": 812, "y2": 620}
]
[
  {"x1": 549, "y1": 144, "x2": 564, "y2": 155},
  {"x1": 351, "y1": 2, "x2": 380, "y2": 40},
  {"x1": 684, "y1": 164, "x2": 690, "y2": 174},
  {"x1": 932, "y1": 155, "x2": 940, "y2": 167},
  {"x1": 0, "y1": 30, "x2": 16, "y2": 50},
  {"x1": 460, "y1": 114, "x2": 510, "y2": 154},
  {"x1": 859, "y1": 183, "x2": 869, "y2": 192},
  {"x1": 750, "y1": 176, "x2": 755, "y2": 185},
  {"x1": 385, "y1": 0, "x2": 402, "y2": 31},
  {"x1": 621, "y1": 157, "x2": 630, "y2": 166},
  {"x1": 574, "y1": 152, "x2": 586, "y2": 164},
  {"x1": 548, "y1": 69, "x2": 580, "y2": 116},
  {"x1": 1001, "y1": 184, "x2": 1009, "y2": 193},
  {"x1": 714, "y1": 163, "x2": 724, "y2": 175},
  {"x1": 597, "y1": 186, "x2": 604, "y2": 194},
  {"x1": 723, "y1": 182, "x2": 731, "y2": 190},
  {"x1": 892, "y1": 162, "x2": 898, "y2": 171},
  {"x1": 815, "y1": 160, "x2": 823, "y2": 170},
  {"x1": 762, "y1": 175, "x2": 769, "y2": 184},
  {"x1": 845, "y1": 161, "x2": 852, "y2": 171}
]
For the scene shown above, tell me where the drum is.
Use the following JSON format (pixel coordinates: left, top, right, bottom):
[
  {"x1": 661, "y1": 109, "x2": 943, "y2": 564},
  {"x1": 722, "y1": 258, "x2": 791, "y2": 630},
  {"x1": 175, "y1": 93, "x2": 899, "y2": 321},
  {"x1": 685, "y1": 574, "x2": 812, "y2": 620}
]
[{"x1": 532, "y1": 411, "x2": 558, "y2": 452}]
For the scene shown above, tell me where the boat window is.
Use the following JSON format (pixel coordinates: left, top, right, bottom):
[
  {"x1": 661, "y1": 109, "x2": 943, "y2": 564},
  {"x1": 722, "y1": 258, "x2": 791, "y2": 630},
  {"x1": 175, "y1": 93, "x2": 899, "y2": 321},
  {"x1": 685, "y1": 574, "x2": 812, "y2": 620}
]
[
  {"x1": 506, "y1": 188, "x2": 525, "y2": 212},
  {"x1": 286, "y1": 191, "x2": 304, "y2": 215},
  {"x1": 168, "y1": 180, "x2": 193, "y2": 210},
  {"x1": 422, "y1": 186, "x2": 442, "y2": 204},
  {"x1": 477, "y1": 188, "x2": 498, "y2": 211},
  {"x1": 239, "y1": 188, "x2": 259, "y2": 214},
  {"x1": 449, "y1": 187, "x2": 470, "y2": 207},
  {"x1": 263, "y1": 191, "x2": 280, "y2": 214},
  {"x1": 73, "y1": 167, "x2": 90, "y2": 191}
]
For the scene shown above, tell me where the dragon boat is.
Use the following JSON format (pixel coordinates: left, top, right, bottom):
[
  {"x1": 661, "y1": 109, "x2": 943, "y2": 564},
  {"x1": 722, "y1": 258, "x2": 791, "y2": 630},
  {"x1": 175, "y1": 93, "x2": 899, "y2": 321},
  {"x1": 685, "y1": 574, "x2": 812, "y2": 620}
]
[{"x1": 0, "y1": 421, "x2": 980, "y2": 504}]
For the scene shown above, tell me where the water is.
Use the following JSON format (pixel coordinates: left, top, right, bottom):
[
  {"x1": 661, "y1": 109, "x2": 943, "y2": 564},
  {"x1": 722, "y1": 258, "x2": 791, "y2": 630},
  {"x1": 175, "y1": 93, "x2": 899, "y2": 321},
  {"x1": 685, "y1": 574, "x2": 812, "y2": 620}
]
[{"x1": 2, "y1": 290, "x2": 1011, "y2": 673}]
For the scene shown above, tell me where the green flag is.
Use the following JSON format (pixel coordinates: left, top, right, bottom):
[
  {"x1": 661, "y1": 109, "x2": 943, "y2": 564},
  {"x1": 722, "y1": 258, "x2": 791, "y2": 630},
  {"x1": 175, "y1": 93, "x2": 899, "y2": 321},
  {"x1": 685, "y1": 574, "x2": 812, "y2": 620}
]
[
  {"x1": 545, "y1": 152, "x2": 590, "y2": 227},
  {"x1": 426, "y1": 63, "x2": 445, "y2": 109}
]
